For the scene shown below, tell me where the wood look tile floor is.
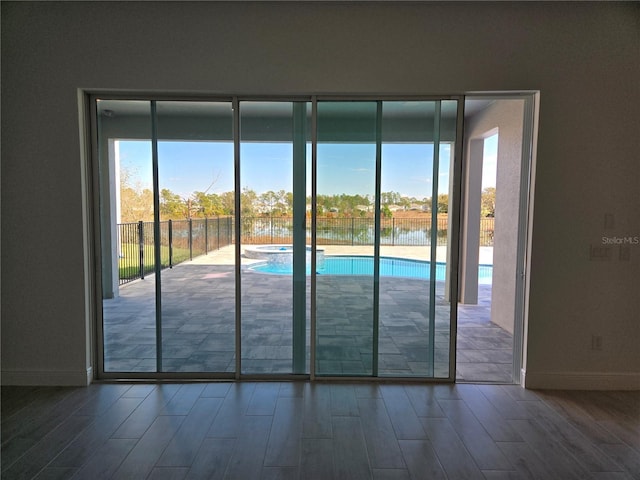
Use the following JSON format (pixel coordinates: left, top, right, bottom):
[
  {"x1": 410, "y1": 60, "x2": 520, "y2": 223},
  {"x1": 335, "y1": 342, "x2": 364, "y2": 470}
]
[{"x1": 2, "y1": 383, "x2": 638, "y2": 479}]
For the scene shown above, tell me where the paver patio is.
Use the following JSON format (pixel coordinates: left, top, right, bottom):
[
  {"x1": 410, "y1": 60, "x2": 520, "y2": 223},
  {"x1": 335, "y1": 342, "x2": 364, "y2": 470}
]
[{"x1": 103, "y1": 245, "x2": 513, "y2": 382}]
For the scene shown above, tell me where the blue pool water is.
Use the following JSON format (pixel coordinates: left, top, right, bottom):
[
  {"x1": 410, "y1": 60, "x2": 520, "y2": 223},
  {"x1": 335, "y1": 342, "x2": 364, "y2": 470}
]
[{"x1": 249, "y1": 255, "x2": 493, "y2": 284}]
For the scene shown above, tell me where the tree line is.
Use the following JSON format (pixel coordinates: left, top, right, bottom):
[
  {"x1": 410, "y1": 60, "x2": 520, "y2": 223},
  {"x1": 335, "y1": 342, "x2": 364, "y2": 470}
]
[{"x1": 119, "y1": 169, "x2": 496, "y2": 223}]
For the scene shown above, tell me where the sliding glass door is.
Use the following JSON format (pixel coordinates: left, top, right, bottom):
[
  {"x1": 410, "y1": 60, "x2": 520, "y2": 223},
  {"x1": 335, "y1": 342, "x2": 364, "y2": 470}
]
[
  {"x1": 97, "y1": 100, "x2": 158, "y2": 373},
  {"x1": 313, "y1": 100, "x2": 457, "y2": 378},
  {"x1": 315, "y1": 101, "x2": 378, "y2": 375},
  {"x1": 95, "y1": 95, "x2": 458, "y2": 380},
  {"x1": 156, "y1": 101, "x2": 235, "y2": 373},
  {"x1": 239, "y1": 101, "x2": 310, "y2": 374},
  {"x1": 97, "y1": 99, "x2": 237, "y2": 374},
  {"x1": 378, "y1": 100, "x2": 457, "y2": 378}
]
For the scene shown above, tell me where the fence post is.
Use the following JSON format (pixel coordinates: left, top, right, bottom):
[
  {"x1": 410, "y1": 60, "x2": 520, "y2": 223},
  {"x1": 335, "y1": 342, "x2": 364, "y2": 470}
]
[
  {"x1": 138, "y1": 220, "x2": 144, "y2": 280},
  {"x1": 189, "y1": 218, "x2": 193, "y2": 261},
  {"x1": 351, "y1": 217, "x2": 355, "y2": 246},
  {"x1": 392, "y1": 217, "x2": 395, "y2": 246},
  {"x1": 204, "y1": 217, "x2": 209, "y2": 254},
  {"x1": 168, "y1": 219, "x2": 173, "y2": 268},
  {"x1": 217, "y1": 216, "x2": 220, "y2": 250},
  {"x1": 270, "y1": 217, "x2": 274, "y2": 244}
]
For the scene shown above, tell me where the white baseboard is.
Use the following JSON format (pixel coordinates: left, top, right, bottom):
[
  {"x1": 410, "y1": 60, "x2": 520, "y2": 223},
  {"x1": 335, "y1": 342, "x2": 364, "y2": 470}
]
[
  {"x1": 522, "y1": 370, "x2": 640, "y2": 390},
  {"x1": 1, "y1": 367, "x2": 93, "y2": 386}
]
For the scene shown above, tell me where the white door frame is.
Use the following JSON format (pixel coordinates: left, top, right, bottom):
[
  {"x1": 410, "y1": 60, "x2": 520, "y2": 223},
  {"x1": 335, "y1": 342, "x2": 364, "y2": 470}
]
[{"x1": 460, "y1": 92, "x2": 539, "y2": 384}]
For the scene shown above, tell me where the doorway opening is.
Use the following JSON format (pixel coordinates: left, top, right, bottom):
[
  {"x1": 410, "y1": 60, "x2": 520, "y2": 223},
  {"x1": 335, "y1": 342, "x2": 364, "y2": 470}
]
[
  {"x1": 91, "y1": 93, "x2": 536, "y2": 382},
  {"x1": 457, "y1": 96, "x2": 535, "y2": 383}
]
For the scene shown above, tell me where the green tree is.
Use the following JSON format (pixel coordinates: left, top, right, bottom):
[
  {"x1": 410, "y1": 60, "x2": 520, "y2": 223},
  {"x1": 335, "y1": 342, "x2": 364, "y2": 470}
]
[
  {"x1": 192, "y1": 191, "x2": 224, "y2": 217},
  {"x1": 160, "y1": 188, "x2": 187, "y2": 219},
  {"x1": 118, "y1": 166, "x2": 154, "y2": 222},
  {"x1": 240, "y1": 187, "x2": 257, "y2": 217},
  {"x1": 437, "y1": 194, "x2": 449, "y2": 214},
  {"x1": 275, "y1": 190, "x2": 290, "y2": 215},
  {"x1": 258, "y1": 190, "x2": 278, "y2": 216},
  {"x1": 219, "y1": 191, "x2": 235, "y2": 215},
  {"x1": 399, "y1": 196, "x2": 411, "y2": 210},
  {"x1": 381, "y1": 191, "x2": 402, "y2": 206},
  {"x1": 481, "y1": 187, "x2": 496, "y2": 217},
  {"x1": 285, "y1": 191, "x2": 294, "y2": 213}
]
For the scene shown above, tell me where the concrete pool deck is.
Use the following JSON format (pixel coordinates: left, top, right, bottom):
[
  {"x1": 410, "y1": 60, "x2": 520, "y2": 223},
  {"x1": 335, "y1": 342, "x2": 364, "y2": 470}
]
[
  {"x1": 191, "y1": 244, "x2": 494, "y2": 266},
  {"x1": 104, "y1": 245, "x2": 511, "y2": 382}
]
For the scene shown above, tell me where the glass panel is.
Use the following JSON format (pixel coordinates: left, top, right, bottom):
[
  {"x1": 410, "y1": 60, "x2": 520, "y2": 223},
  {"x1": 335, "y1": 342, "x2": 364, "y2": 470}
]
[
  {"x1": 435, "y1": 100, "x2": 457, "y2": 379},
  {"x1": 315, "y1": 102, "x2": 377, "y2": 376},
  {"x1": 97, "y1": 100, "x2": 157, "y2": 372},
  {"x1": 156, "y1": 101, "x2": 235, "y2": 372},
  {"x1": 377, "y1": 100, "x2": 456, "y2": 378},
  {"x1": 240, "y1": 101, "x2": 309, "y2": 374},
  {"x1": 292, "y1": 102, "x2": 312, "y2": 374},
  {"x1": 378, "y1": 101, "x2": 434, "y2": 377}
]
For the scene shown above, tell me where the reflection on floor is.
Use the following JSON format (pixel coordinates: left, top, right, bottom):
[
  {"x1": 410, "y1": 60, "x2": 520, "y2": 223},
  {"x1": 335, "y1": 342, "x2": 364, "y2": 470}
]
[{"x1": 104, "y1": 260, "x2": 512, "y2": 382}]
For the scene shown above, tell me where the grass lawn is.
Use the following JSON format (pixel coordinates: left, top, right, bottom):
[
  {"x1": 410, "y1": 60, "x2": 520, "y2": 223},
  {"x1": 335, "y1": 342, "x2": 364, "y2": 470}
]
[{"x1": 119, "y1": 243, "x2": 191, "y2": 281}]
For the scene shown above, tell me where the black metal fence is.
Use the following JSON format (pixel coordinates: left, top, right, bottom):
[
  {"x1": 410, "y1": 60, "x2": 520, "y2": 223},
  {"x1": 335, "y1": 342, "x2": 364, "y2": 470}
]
[
  {"x1": 117, "y1": 216, "x2": 494, "y2": 285},
  {"x1": 237, "y1": 216, "x2": 494, "y2": 246},
  {"x1": 117, "y1": 217, "x2": 234, "y2": 285}
]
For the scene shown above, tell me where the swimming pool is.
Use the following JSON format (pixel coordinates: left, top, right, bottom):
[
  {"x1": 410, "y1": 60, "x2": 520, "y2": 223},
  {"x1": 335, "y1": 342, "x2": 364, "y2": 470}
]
[{"x1": 248, "y1": 255, "x2": 493, "y2": 284}]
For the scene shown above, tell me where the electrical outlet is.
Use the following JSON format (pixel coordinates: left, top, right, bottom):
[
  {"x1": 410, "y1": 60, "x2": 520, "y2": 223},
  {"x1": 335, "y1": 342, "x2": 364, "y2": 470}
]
[{"x1": 591, "y1": 335, "x2": 603, "y2": 351}]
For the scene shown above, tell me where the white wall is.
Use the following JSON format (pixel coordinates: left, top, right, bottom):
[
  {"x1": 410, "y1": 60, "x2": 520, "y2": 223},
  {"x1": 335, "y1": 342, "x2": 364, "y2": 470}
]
[
  {"x1": 2, "y1": 2, "x2": 639, "y2": 388},
  {"x1": 463, "y1": 99, "x2": 525, "y2": 335}
]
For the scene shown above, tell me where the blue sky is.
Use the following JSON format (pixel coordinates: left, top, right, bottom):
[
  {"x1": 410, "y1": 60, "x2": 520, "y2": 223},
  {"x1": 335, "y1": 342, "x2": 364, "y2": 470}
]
[
  {"x1": 482, "y1": 134, "x2": 498, "y2": 189},
  {"x1": 118, "y1": 138, "x2": 496, "y2": 199}
]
